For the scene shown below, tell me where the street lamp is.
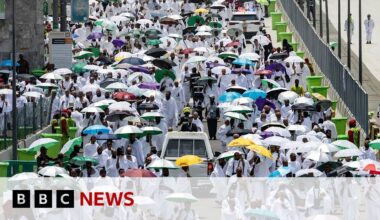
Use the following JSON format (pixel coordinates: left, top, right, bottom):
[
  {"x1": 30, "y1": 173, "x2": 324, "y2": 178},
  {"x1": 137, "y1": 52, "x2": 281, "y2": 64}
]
[{"x1": 11, "y1": 0, "x2": 18, "y2": 165}]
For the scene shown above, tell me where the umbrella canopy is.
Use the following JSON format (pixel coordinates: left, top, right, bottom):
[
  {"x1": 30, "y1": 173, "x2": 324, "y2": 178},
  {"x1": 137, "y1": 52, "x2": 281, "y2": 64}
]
[
  {"x1": 196, "y1": 25, "x2": 212, "y2": 32},
  {"x1": 295, "y1": 168, "x2": 324, "y2": 177},
  {"x1": 152, "y1": 58, "x2": 176, "y2": 69},
  {"x1": 267, "y1": 88, "x2": 289, "y2": 100},
  {"x1": 284, "y1": 55, "x2": 304, "y2": 63},
  {"x1": 232, "y1": 58, "x2": 254, "y2": 66},
  {"x1": 278, "y1": 91, "x2": 299, "y2": 104},
  {"x1": 147, "y1": 39, "x2": 162, "y2": 46},
  {"x1": 269, "y1": 166, "x2": 291, "y2": 177},
  {"x1": 38, "y1": 166, "x2": 67, "y2": 177},
  {"x1": 294, "y1": 97, "x2": 314, "y2": 105},
  {"x1": 239, "y1": 52, "x2": 261, "y2": 61},
  {"x1": 105, "y1": 82, "x2": 128, "y2": 90},
  {"x1": 0, "y1": 59, "x2": 19, "y2": 67},
  {"x1": 211, "y1": 66, "x2": 231, "y2": 75},
  {"x1": 23, "y1": 91, "x2": 43, "y2": 99},
  {"x1": 242, "y1": 89, "x2": 267, "y2": 100},
  {"x1": 369, "y1": 139, "x2": 380, "y2": 150},
  {"x1": 9, "y1": 172, "x2": 39, "y2": 182},
  {"x1": 232, "y1": 97, "x2": 255, "y2": 105},
  {"x1": 141, "y1": 112, "x2": 164, "y2": 120},
  {"x1": 74, "y1": 51, "x2": 94, "y2": 59},
  {"x1": 226, "y1": 86, "x2": 248, "y2": 94},
  {"x1": 137, "y1": 103, "x2": 159, "y2": 111},
  {"x1": 70, "y1": 156, "x2": 98, "y2": 166},
  {"x1": 266, "y1": 127, "x2": 291, "y2": 138},
  {"x1": 145, "y1": 48, "x2": 167, "y2": 58},
  {"x1": 112, "y1": 91, "x2": 137, "y2": 101},
  {"x1": 244, "y1": 208, "x2": 279, "y2": 219},
  {"x1": 263, "y1": 136, "x2": 289, "y2": 147},
  {"x1": 228, "y1": 138, "x2": 256, "y2": 147},
  {"x1": 54, "y1": 68, "x2": 73, "y2": 75},
  {"x1": 141, "y1": 126, "x2": 162, "y2": 136},
  {"x1": 72, "y1": 62, "x2": 86, "y2": 73},
  {"x1": 60, "y1": 137, "x2": 82, "y2": 155},
  {"x1": 138, "y1": 82, "x2": 160, "y2": 90},
  {"x1": 115, "y1": 125, "x2": 143, "y2": 138},
  {"x1": 108, "y1": 101, "x2": 132, "y2": 112},
  {"x1": 261, "y1": 79, "x2": 281, "y2": 89},
  {"x1": 247, "y1": 144, "x2": 273, "y2": 159},
  {"x1": 36, "y1": 82, "x2": 59, "y2": 89},
  {"x1": 81, "y1": 106, "x2": 104, "y2": 113},
  {"x1": 106, "y1": 111, "x2": 134, "y2": 122},
  {"x1": 120, "y1": 57, "x2": 145, "y2": 65},
  {"x1": 27, "y1": 138, "x2": 59, "y2": 152},
  {"x1": 160, "y1": 16, "x2": 178, "y2": 25},
  {"x1": 196, "y1": 76, "x2": 217, "y2": 85},
  {"x1": 332, "y1": 140, "x2": 358, "y2": 149},
  {"x1": 216, "y1": 150, "x2": 242, "y2": 160},
  {"x1": 306, "y1": 150, "x2": 330, "y2": 162},
  {"x1": 155, "y1": 69, "x2": 176, "y2": 82},
  {"x1": 147, "y1": 158, "x2": 178, "y2": 169},
  {"x1": 87, "y1": 32, "x2": 103, "y2": 40},
  {"x1": 187, "y1": 15, "x2": 205, "y2": 26},
  {"x1": 166, "y1": 193, "x2": 198, "y2": 203},
  {"x1": 218, "y1": 51, "x2": 239, "y2": 59},
  {"x1": 218, "y1": 91, "x2": 241, "y2": 102},
  {"x1": 112, "y1": 39, "x2": 125, "y2": 48},
  {"x1": 83, "y1": 125, "x2": 111, "y2": 135},
  {"x1": 334, "y1": 148, "x2": 363, "y2": 158},
  {"x1": 251, "y1": 35, "x2": 271, "y2": 46},
  {"x1": 175, "y1": 155, "x2": 202, "y2": 167},
  {"x1": 255, "y1": 69, "x2": 272, "y2": 75},
  {"x1": 227, "y1": 28, "x2": 243, "y2": 38},
  {"x1": 40, "y1": 72, "x2": 64, "y2": 80},
  {"x1": 123, "y1": 169, "x2": 157, "y2": 177},
  {"x1": 225, "y1": 105, "x2": 253, "y2": 114},
  {"x1": 224, "y1": 112, "x2": 247, "y2": 121},
  {"x1": 269, "y1": 52, "x2": 288, "y2": 60},
  {"x1": 185, "y1": 56, "x2": 207, "y2": 64}
]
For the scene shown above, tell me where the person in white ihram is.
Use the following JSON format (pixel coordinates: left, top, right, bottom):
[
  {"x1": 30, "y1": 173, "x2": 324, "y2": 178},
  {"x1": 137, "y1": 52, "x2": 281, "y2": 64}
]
[
  {"x1": 364, "y1": 14, "x2": 375, "y2": 44},
  {"x1": 345, "y1": 14, "x2": 354, "y2": 43}
]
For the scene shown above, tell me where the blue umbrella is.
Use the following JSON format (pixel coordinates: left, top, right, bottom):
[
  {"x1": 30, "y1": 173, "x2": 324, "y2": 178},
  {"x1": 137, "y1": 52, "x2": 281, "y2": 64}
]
[
  {"x1": 255, "y1": 97, "x2": 276, "y2": 111},
  {"x1": 120, "y1": 57, "x2": 145, "y2": 65},
  {"x1": 218, "y1": 92, "x2": 241, "y2": 102},
  {"x1": 244, "y1": 208, "x2": 280, "y2": 219},
  {"x1": 0, "y1": 59, "x2": 19, "y2": 67},
  {"x1": 83, "y1": 125, "x2": 111, "y2": 135},
  {"x1": 269, "y1": 166, "x2": 290, "y2": 177},
  {"x1": 242, "y1": 89, "x2": 267, "y2": 100},
  {"x1": 87, "y1": 32, "x2": 103, "y2": 40},
  {"x1": 232, "y1": 58, "x2": 254, "y2": 66},
  {"x1": 112, "y1": 39, "x2": 125, "y2": 48}
]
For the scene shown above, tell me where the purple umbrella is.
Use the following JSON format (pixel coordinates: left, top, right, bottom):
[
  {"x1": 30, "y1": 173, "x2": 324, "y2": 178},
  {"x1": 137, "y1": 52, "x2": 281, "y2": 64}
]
[
  {"x1": 255, "y1": 97, "x2": 276, "y2": 111},
  {"x1": 87, "y1": 32, "x2": 103, "y2": 40},
  {"x1": 112, "y1": 39, "x2": 125, "y2": 48},
  {"x1": 266, "y1": 63, "x2": 286, "y2": 73},
  {"x1": 129, "y1": 66, "x2": 151, "y2": 74},
  {"x1": 260, "y1": 131, "x2": 274, "y2": 139},
  {"x1": 138, "y1": 82, "x2": 160, "y2": 90},
  {"x1": 206, "y1": 62, "x2": 225, "y2": 69}
]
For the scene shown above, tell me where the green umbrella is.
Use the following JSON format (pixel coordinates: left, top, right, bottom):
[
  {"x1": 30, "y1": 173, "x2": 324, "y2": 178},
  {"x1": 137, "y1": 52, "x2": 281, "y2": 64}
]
[
  {"x1": 155, "y1": 69, "x2": 176, "y2": 82},
  {"x1": 141, "y1": 112, "x2": 164, "y2": 120},
  {"x1": 27, "y1": 138, "x2": 59, "y2": 152},
  {"x1": 72, "y1": 62, "x2": 86, "y2": 74},
  {"x1": 218, "y1": 52, "x2": 239, "y2": 59},
  {"x1": 60, "y1": 137, "x2": 82, "y2": 156},
  {"x1": 74, "y1": 51, "x2": 94, "y2": 59},
  {"x1": 256, "y1": 0, "x2": 269, "y2": 6},
  {"x1": 187, "y1": 16, "x2": 205, "y2": 26},
  {"x1": 369, "y1": 139, "x2": 380, "y2": 150},
  {"x1": 70, "y1": 156, "x2": 98, "y2": 166},
  {"x1": 145, "y1": 29, "x2": 162, "y2": 36},
  {"x1": 209, "y1": 21, "x2": 222, "y2": 28},
  {"x1": 32, "y1": 69, "x2": 46, "y2": 77},
  {"x1": 148, "y1": 39, "x2": 162, "y2": 46},
  {"x1": 95, "y1": 19, "x2": 104, "y2": 26},
  {"x1": 127, "y1": 30, "x2": 143, "y2": 38},
  {"x1": 84, "y1": 47, "x2": 100, "y2": 57},
  {"x1": 196, "y1": 76, "x2": 217, "y2": 85},
  {"x1": 142, "y1": 126, "x2": 162, "y2": 136}
]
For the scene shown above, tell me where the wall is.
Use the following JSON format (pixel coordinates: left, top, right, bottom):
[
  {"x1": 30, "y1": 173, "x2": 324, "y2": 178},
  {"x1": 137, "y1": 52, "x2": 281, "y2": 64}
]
[{"x1": 0, "y1": 0, "x2": 45, "y2": 70}]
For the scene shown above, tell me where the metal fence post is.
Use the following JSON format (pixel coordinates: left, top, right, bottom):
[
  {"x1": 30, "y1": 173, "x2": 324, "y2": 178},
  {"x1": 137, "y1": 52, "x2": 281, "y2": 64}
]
[
  {"x1": 32, "y1": 101, "x2": 36, "y2": 132},
  {"x1": 40, "y1": 98, "x2": 43, "y2": 129},
  {"x1": 23, "y1": 103, "x2": 26, "y2": 139}
]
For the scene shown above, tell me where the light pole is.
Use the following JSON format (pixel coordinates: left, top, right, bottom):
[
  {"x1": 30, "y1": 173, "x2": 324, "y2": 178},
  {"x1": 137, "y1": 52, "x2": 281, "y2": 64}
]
[
  {"x1": 338, "y1": 0, "x2": 341, "y2": 58},
  {"x1": 325, "y1": 0, "x2": 329, "y2": 43},
  {"x1": 347, "y1": 0, "x2": 351, "y2": 69},
  {"x1": 359, "y1": 0, "x2": 362, "y2": 84},
  {"x1": 12, "y1": 0, "x2": 18, "y2": 165},
  {"x1": 319, "y1": 0, "x2": 323, "y2": 37}
]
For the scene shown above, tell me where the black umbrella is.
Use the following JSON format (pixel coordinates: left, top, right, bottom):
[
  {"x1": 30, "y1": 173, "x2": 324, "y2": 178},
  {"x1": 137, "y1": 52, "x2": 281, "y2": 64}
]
[
  {"x1": 137, "y1": 103, "x2": 159, "y2": 110},
  {"x1": 268, "y1": 52, "x2": 288, "y2": 60},
  {"x1": 95, "y1": 134, "x2": 120, "y2": 140},
  {"x1": 120, "y1": 57, "x2": 145, "y2": 65},
  {"x1": 152, "y1": 58, "x2": 176, "y2": 69},
  {"x1": 100, "y1": 78, "x2": 119, "y2": 88},
  {"x1": 317, "y1": 161, "x2": 343, "y2": 172},
  {"x1": 182, "y1": 26, "x2": 197, "y2": 35},
  {"x1": 315, "y1": 100, "x2": 332, "y2": 110},
  {"x1": 261, "y1": 122, "x2": 286, "y2": 130},
  {"x1": 291, "y1": 103, "x2": 315, "y2": 111},
  {"x1": 226, "y1": 129, "x2": 252, "y2": 137},
  {"x1": 105, "y1": 111, "x2": 132, "y2": 122},
  {"x1": 145, "y1": 48, "x2": 168, "y2": 58},
  {"x1": 17, "y1": 74, "x2": 36, "y2": 81},
  {"x1": 180, "y1": 12, "x2": 194, "y2": 17},
  {"x1": 267, "y1": 88, "x2": 288, "y2": 100},
  {"x1": 226, "y1": 86, "x2": 247, "y2": 94}
]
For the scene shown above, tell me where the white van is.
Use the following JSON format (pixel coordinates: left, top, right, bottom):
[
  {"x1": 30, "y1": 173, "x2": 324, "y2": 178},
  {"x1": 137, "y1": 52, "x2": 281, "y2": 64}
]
[
  {"x1": 160, "y1": 132, "x2": 214, "y2": 177},
  {"x1": 229, "y1": 11, "x2": 262, "y2": 39}
]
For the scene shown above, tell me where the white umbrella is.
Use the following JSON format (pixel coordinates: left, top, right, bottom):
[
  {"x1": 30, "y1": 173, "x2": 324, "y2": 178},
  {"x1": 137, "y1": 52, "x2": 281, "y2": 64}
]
[
  {"x1": 147, "y1": 158, "x2": 178, "y2": 169},
  {"x1": 54, "y1": 68, "x2": 73, "y2": 75},
  {"x1": 115, "y1": 51, "x2": 132, "y2": 61},
  {"x1": 205, "y1": 56, "x2": 225, "y2": 64},
  {"x1": 318, "y1": 143, "x2": 340, "y2": 153},
  {"x1": 263, "y1": 136, "x2": 289, "y2": 147},
  {"x1": 217, "y1": 150, "x2": 242, "y2": 160},
  {"x1": 196, "y1": 25, "x2": 212, "y2": 32},
  {"x1": 284, "y1": 55, "x2": 304, "y2": 63},
  {"x1": 281, "y1": 141, "x2": 303, "y2": 150},
  {"x1": 168, "y1": 33, "x2": 183, "y2": 39},
  {"x1": 217, "y1": 102, "x2": 232, "y2": 109},
  {"x1": 92, "y1": 99, "x2": 116, "y2": 108},
  {"x1": 232, "y1": 97, "x2": 254, "y2": 105},
  {"x1": 60, "y1": 137, "x2": 82, "y2": 154},
  {"x1": 36, "y1": 82, "x2": 59, "y2": 89},
  {"x1": 224, "y1": 112, "x2": 247, "y2": 121},
  {"x1": 296, "y1": 141, "x2": 320, "y2": 153},
  {"x1": 159, "y1": 36, "x2": 177, "y2": 48},
  {"x1": 81, "y1": 106, "x2": 104, "y2": 113},
  {"x1": 193, "y1": 47, "x2": 211, "y2": 54},
  {"x1": 23, "y1": 91, "x2": 43, "y2": 98},
  {"x1": 294, "y1": 97, "x2": 314, "y2": 105},
  {"x1": 141, "y1": 111, "x2": 164, "y2": 119},
  {"x1": 332, "y1": 140, "x2": 358, "y2": 149},
  {"x1": 136, "y1": 19, "x2": 153, "y2": 26},
  {"x1": 38, "y1": 166, "x2": 67, "y2": 177},
  {"x1": 40, "y1": 72, "x2": 64, "y2": 80},
  {"x1": 115, "y1": 125, "x2": 143, "y2": 136},
  {"x1": 225, "y1": 105, "x2": 253, "y2": 113},
  {"x1": 108, "y1": 101, "x2": 134, "y2": 112},
  {"x1": 195, "y1": 31, "x2": 212, "y2": 36},
  {"x1": 106, "y1": 82, "x2": 128, "y2": 90},
  {"x1": 265, "y1": 127, "x2": 291, "y2": 138},
  {"x1": 216, "y1": 38, "x2": 232, "y2": 46},
  {"x1": 0, "y1": 89, "x2": 13, "y2": 95},
  {"x1": 239, "y1": 52, "x2": 261, "y2": 61},
  {"x1": 278, "y1": 91, "x2": 299, "y2": 104},
  {"x1": 96, "y1": 68, "x2": 116, "y2": 75},
  {"x1": 84, "y1": 65, "x2": 101, "y2": 71},
  {"x1": 334, "y1": 148, "x2": 363, "y2": 158},
  {"x1": 165, "y1": 193, "x2": 198, "y2": 203},
  {"x1": 143, "y1": 90, "x2": 163, "y2": 99},
  {"x1": 81, "y1": 84, "x2": 101, "y2": 94},
  {"x1": 185, "y1": 56, "x2": 207, "y2": 64},
  {"x1": 241, "y1": 134, "x2": 263, "y2": 145},
  {"x1": 9, "y1": 172, "x2": 39, "y2": 182},
  {"x1": 28, "y1": 138, "x2": 59, "y2": 150},
  {"x1": 168, "y1": 14, "x2": 183, "y2": 20},
  {"x1": 110, "y1": 15, "x2": 129, "y2": 24},
  {"x1": 127, "y1": 72, "x2": 155, "y2": 83},
  {"x1": 211, "y1": 66, "x2": 231, "y2": 75},
  {"x1": 133, "y1": 196, "x2": 156, "y2": 206},
  {"x1": 287, "y1": 124, "x2": 307, "y2": 135},
  {"x1": 250, "y1": 35, "x2": 271, "y2": 46},
  {"x1": 296, "y1": 134, "x2": 322, "y2": 142},
  {"x1": 306, "y1": 150, "x2": 330, "y2": 162},
  {"x1": 295, "y1": 169, "x2": 324, "y2": 177}
]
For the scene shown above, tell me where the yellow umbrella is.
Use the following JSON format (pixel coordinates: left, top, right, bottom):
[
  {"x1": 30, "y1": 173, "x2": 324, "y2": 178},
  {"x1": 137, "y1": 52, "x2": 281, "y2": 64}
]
[
  {"x1": 194, "y1": 8, "x2": 209, "y2": 14},
  {"x1": 228, "y1": 137, "x2": 256, "y2": 147},
  {"x1": 175, "y1": 155, "x2": 203, "y2": 167},
  {"x1": 246, "y1": 144, "x2": 273, "y2": 159}
]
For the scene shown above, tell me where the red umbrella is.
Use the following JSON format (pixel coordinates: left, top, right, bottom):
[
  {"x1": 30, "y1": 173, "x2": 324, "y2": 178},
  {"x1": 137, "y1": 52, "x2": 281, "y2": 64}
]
[
  {"x1": 112, "y1": 92, "x2": 137, "y2": 101},
  {"x1": 122, "y1": 169, "x2": 157, "y2": 177},
  {"x1": 226, "y1": 41, "x2": 240, "y2": 47},
  {"x1": 179, "y1": 48, "x2": 194, "y2": 54},
  {"x1": 255, "y1": 70, "x2": 273, "y2": 75}
]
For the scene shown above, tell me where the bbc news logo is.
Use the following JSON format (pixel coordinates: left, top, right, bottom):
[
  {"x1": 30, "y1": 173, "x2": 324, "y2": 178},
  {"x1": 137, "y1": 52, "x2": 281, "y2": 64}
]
[{"x1": 13, "y1": 190, "x2": 134, "y2": 208}]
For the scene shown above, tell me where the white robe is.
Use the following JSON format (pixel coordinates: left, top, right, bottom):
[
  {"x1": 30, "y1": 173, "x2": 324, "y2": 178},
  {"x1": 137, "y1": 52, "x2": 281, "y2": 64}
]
[{"x1": 364, "y1": 19, "x2": 375, "y2": 42}]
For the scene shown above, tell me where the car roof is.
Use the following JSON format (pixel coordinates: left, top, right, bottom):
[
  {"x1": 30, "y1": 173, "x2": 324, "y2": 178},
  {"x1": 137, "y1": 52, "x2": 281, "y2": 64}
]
[
  {"x1": 165, "y1": 131, "x2": 209, "y2": 139},
  {"x1": 232, "y1": 11, "x2": 258, "y2": 15}
]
